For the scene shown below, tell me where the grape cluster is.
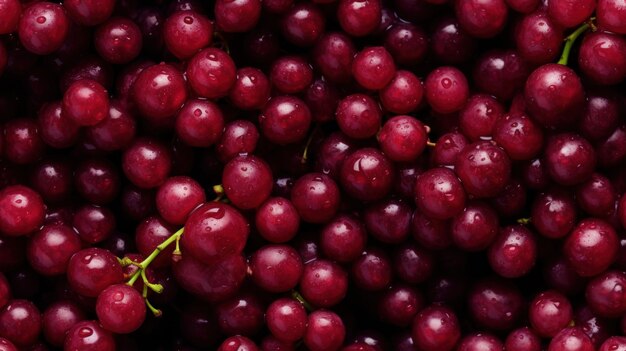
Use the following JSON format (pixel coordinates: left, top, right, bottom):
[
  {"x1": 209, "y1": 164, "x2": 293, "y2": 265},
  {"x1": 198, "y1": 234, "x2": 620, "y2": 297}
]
[{"x1": 1, "y1": 0, "x2": 626, "y2": 350}]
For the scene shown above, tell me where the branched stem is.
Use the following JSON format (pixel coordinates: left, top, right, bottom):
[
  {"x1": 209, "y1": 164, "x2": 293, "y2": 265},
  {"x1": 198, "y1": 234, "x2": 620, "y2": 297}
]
[
  {"x1": 142, "y1": 269, "x2": 163, "y2": 293},
  {"x1": 120, "y1": 184, "x2": 233, "y2": 316},
  {"x1": 119, "y1": 256, "x2": 136, "y2": 267},
  {"x1": 124, "y1": 227, "x2": 185, "y2": 305},
  {"x1": 140, "y1": 227, "x2": 184, "y2": 269},
  {"x1": 143, "y1": 284, "x2": 162, "y2": 317},
  {"x1": 558, "y1": 18, "x2": 595, "y2": 66}
]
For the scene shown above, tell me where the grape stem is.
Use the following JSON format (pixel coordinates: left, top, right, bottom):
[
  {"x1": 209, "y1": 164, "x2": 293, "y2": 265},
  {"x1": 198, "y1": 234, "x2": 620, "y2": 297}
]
[
  {"x1": 212, "y1": 184, "x2": 230, "y2": 203},
  {"x1": 291, "y1": 290, "x2": 313, "y2": 312},
  {"x1": 213, "y1": 184, "x2": 225, "y2": 200},
  {"x1": 143, "y1": 284, "x2": 163, "y2": 317},
  {"x1": 301, "y1": 132, "x2": 315, "y2": 164},
  {"x1": 126, "y1": 227, "x2": 185, "y2": 289},
  {"x1": 301, "y1": 124, "x2": 319, "y2": 164},
  {"x1": 557, "y1": 18, "x2": 595, "y2": 66}
]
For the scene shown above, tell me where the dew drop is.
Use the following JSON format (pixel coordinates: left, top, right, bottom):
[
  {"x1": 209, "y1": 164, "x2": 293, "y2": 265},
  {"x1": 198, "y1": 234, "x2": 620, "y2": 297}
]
[
  {"x1": 205, "y1": 206, "x2": 226, "y2": 219},
  {"x1": 78, "y1": 327, "x2": 93, "y2": 338},
  {"x1": 113, "y1": 291, "x2": 124, "y2": 302},
  {"x1": 441, "y1": 78, "x2": 452, "y2": 89}
]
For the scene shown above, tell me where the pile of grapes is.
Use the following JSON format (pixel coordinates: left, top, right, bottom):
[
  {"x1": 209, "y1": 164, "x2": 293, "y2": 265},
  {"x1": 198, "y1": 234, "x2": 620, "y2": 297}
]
[{"x1": 1, "y1": 0, "x2": 626, "y2": 350}]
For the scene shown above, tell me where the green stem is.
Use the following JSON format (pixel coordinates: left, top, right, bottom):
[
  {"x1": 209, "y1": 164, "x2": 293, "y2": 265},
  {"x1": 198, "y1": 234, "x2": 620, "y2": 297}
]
[
  {"x1": 557, "y1": 19, "x2": 594, "y2": 65},
  {"x1": 291, "y1": 290, "x2": 313, "y2": 312},
  {"x1": 142, "y1": 284, "x2": 162, "y2": 317},
  {"x1": 146, "y1": 299, "x2": 162, "y2": 317},
  {"x1": 125, "y1": 227, "x2": 184, "y2": 288},
  {"x1": 127, "y1": 269, "x2": 142, "y2": 287},
  {"x1": 517, "y1": 218, "x2": 531, "y2": 225},
  {"x1": 213, "y1": 184, "x2": 225, "y2": 202},
  {"x1": 140, "y1": 227, "x2": 184, "y2": 269},
  {"x1": 213, "y1": 184, "x2": 224, "y2": 195},
  {"x1": 119, "y1": 256, "x2": 135, "y2": 267},
  {"x1": 172, "y1": 234, "x2": 182, "y2": 262},
  {"x1": 124, "y1": 227, "x2": 185, "y2": 316},
  {"x1": 141, "y1": 268, "x2": 163, "y2": 293},
  {"x1": 301, "y1": 125, "x2": 318, "y2": 164}
]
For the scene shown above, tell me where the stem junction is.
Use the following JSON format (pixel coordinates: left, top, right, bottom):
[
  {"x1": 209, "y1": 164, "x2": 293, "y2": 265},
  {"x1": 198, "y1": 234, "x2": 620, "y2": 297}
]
[
  {"x1": 557, "y1": 18, "x2": 595, "y2": 66},
  {"x1": 123, "y1": 227, "x2": 185, "y2": 316}
]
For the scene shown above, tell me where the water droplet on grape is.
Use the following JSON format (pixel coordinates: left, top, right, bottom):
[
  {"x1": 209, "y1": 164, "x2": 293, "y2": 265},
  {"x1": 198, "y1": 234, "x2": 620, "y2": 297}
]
[
  {"x1": 113, "y1": 291, "x2": 124, "y2": 302},
  {"x1": 78, "y1": 327, "x2": 93, "y2": 337}
]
